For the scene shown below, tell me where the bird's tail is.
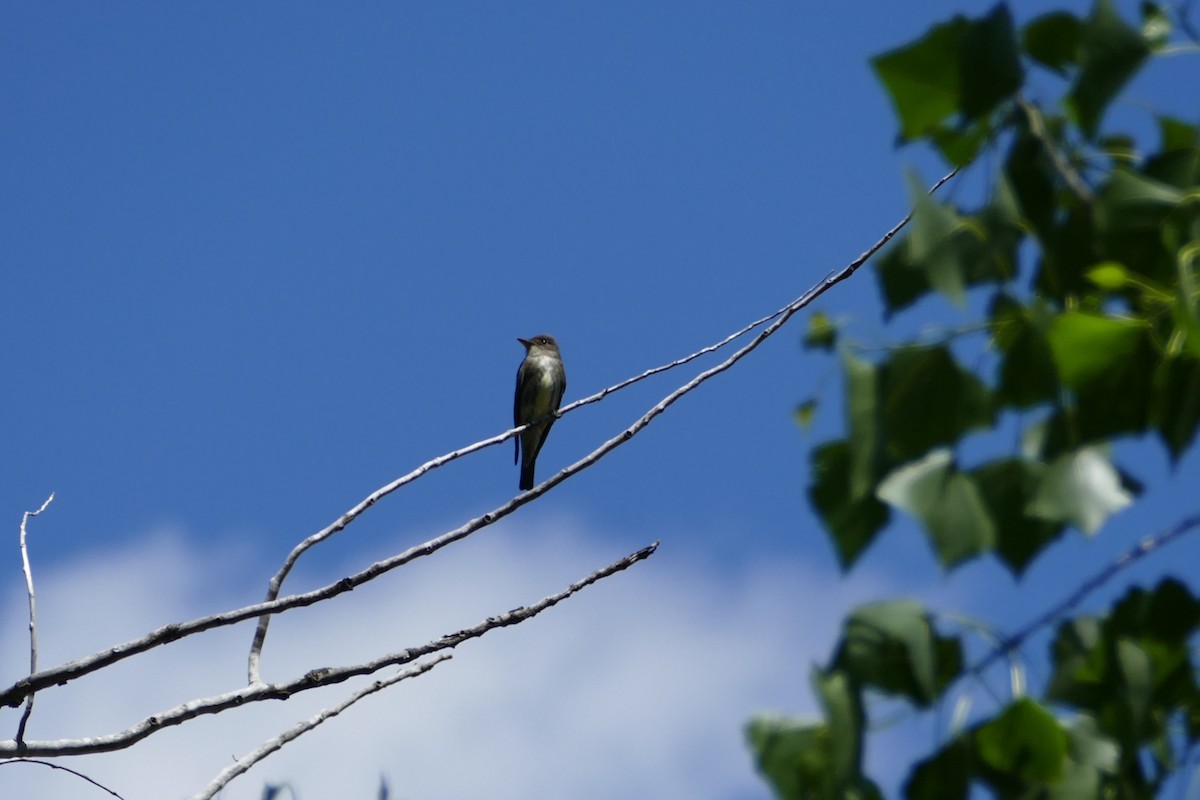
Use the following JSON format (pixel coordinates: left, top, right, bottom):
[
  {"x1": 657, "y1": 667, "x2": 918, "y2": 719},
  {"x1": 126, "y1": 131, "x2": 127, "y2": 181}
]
[{"x1": 519, "y1": 461, "x2": 535, "y2": 491}]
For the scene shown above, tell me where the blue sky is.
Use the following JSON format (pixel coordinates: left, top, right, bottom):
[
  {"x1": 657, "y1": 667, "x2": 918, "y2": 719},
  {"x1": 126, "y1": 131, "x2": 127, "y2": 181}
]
[{"x1": 2, "y1": 2, "x2": 1198, "y2": 798}]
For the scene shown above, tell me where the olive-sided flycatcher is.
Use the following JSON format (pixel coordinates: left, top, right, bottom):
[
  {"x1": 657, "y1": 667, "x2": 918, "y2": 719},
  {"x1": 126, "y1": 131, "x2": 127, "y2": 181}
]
[{"x1": 514, "y1": 334, "x2": 566, "y2": 491}]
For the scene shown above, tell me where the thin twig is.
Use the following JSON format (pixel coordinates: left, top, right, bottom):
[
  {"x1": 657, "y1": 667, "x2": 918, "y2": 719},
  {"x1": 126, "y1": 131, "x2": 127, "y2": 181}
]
[
  {"x1": 15, "y1": 493, "x2": 54, "y2": 751},
  {"x1": 245, "y1": 168, "x2": 958, "y2": 681},
  {"x1": 1016, "y1": 96, "x2": 1094, "y2": 209},
  {"x1": 970, "y1": 513, "x2": 1200, "y2": 677},
  {"x1": 246, "y1": 270, "x2": 825, "y2": 681},
  {"x1": 0, "y1": 757, "x2": 125, "y2": 799},
  {"x1": 191, "y1": 655, "x2": 450, "y2": 800},
  {"x1": 0, "y1": 170, "x2": 955, "y2": 710},
  {"x1": 0, "y1": 541, "x2": 657, "y2": 757}
]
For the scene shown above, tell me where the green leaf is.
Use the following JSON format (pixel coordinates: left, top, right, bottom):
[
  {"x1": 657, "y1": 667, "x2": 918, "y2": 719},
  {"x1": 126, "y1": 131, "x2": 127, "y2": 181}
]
[
  {"x1": 907, "y1": 171, "x2": 969, "y2": 305},
  {"x1": 991, "y1": 295, "x2": 1060, "y2": 409},
  {"x1": 794, "y1": 398, "x2": 819, "y2": 430},
  {"x1": 874, "y1": 238, "x2": 931, "y2": 318},
  {"x1": 803, "y1": 311, "x2": 838, "y2": 351},
  {"x1": 1047, "y1": 581, "x2": 1200, "y2": 755},
  {"x1": 834, "y1": 599, "x2": 962, "y2": 706},
  {"x1": 877, "y1": 450, "x2": 996, "y2": 567},
  {"x1": 959, "y1": 3, "x2": 1023, "y2": 121},
  {"x1": 1064, "y1": 715, "x2": 1119, "y2": 773},
  {"x1": 1046, "y1": 311, "x2": 1157, "y2": 440},
  {"x1": 1022, "y1": 11, "x2": 1082, "y2": 74},
  {"x1": 1085, "y1": 261, "x2": 1131, "y2": 290},
  {"x1": 1093, "y1": 169, "x2": 1187, "y2": 290},
  {"x1": 872, "y1": 17, "x2": 968, "y2": 141},
  {"x1": 1047, "y1": 312, "x2": 1146, "y2": 389},
  {"x1": 746, "y1": 676, "x2": 882, "y2": 800},
  {"x1": 1066, "y1": 0, "x2": 1151, "y2": 139},
  {"x1": 880, "y1": 345, "x2": 995, "y2": 460},
  {"x1": 929, "y1": 120, "x2": 990, "y2": 167},
  {"x1": 1151, "y1": 354, "x2": 1200, "y2": 463},
  {"x1": 1027, "y1": 447, "x2": 1134, "y2": 534},
  {"x1": 1159, "y1": 115, "x2": 1200, "y2": 152},
  {"x1": 1004, "y1": 115, "x2": 1060, "y2": 242},
  {"x1": 812, "y1": 669, "x2": 864, "y2": 785},
  {"x1": 1097, "y1": 168, "x2": 1185, "y2": 232},
  {"x1": 904, "y1": 737, "x2": 972, "y2": 800},
  {"x1": 1115, "y1": 638, "x2": 1153, "y2": 732},
  {"x1": 746, "y1": 715, "x2": 830, "y2": 800},
  {"x1": 971, "y1": 458, "x2": 1065, "y2": 576},
  {"x1": 875, "y1": 182, "x2": 1021, "y2": 316},
  {"x1": 1047, "y1": 617, "x2": 1107, "y2": 708},
  {"x1": 1108, "y1": 578, "x2": 1200, "y2": 643},
  {"x1": 976, "y1": 698, "x2": 1068, "y2": 782},
  {"x1": 844, "y1": 352, "x2": 882, "y2": 500},
  {"x1": 1035, "y1": 205, "x2": 1101, "y2": 300},
  {"x1": 808, "y1": 441, "x2": 891, "y2": 570}
]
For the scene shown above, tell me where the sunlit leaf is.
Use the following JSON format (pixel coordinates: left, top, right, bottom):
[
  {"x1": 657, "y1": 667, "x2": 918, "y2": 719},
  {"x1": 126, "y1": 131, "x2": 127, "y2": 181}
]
[
  {"x1": 1085, "y1": 261, "x2": 1131, "y2": 290},
  {"x1": 1047, "y1": 311, "x2": 1156, "y2": 440},
  {"x1": 877, "y1": 450, "x2": 995, "y2": 567},
  {"x1": 1047, "y1": 312, "x2": 1146, "y2": 389},
  {"x1": 976, "y1": 698, "x2": 1068, "y2": 782},
  {"x1": 1028, "y1": 447, "x2": 1134, "y2": 534}
]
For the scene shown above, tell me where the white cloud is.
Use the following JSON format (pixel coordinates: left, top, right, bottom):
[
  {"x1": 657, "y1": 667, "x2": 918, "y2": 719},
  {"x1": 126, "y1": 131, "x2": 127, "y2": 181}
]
[{"x1": 0, "y1": 516, "x2": 896, "y2": 800}]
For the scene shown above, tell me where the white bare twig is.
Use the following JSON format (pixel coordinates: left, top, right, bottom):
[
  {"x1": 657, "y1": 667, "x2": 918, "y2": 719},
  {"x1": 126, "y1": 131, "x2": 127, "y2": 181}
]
[
  {"x1": 0, "y1": 171, "x2": 954, "y2": 712},
  {"x1": 191, "y1": 655, "x2": 451, "y2": 800},
  {"x1": 15, "y1": 493, "x2": 54, "y2": 751},
  {"x1": 0, "y1": 541, "x2": 657, "y2": 758},
  {"x1": 245, "y1": 288, "x2": 804, "y2": 683},
  {"x1": 245, "y1": 169, "x2": 957, "y2": 681}
]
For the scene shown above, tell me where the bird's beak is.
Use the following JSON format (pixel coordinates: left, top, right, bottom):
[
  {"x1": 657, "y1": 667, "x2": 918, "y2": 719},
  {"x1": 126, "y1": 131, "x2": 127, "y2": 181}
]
[{"x1": 517, "y1": 337, "x2": 533, "y2": 348}]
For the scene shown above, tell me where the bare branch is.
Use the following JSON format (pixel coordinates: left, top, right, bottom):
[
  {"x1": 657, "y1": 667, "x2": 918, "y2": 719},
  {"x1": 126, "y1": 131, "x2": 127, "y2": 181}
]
[
  {"x1": 246, "y1": 302, "x2": 788, "y2": 682},
  {"x1": 1, "y1": 171, "x2": 954, "y2": 709},
  {"x1": 0, "y1": 541, "x2": 657, "y2": 757},
  {"x1": 15, "y1": 493, "x2": 54, "y2": 752},
  {"x1": 191, "y1": 655, "x2": 450, "y2": 800},
  {"x1": 0, "y1": 757, "x2": 125, "y2": 799},
  {"x1": 970, "y1": 512, "x2": 1200, "y2": 677},
  {"x1": 245, "y1": 169, "x2": 957, "y2": 680}
]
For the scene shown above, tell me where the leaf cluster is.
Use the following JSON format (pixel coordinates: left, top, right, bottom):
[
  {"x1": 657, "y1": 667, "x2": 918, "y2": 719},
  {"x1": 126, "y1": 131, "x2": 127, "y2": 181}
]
[{"x1": 761, "y1": 1, "x2": 1200, "y2": 798}]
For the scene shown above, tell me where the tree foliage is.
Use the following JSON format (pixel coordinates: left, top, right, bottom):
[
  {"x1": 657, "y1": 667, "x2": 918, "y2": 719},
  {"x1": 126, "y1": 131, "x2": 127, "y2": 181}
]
[{"x1": 750, "y1": 1, "x2": 1200, "y2": 797}]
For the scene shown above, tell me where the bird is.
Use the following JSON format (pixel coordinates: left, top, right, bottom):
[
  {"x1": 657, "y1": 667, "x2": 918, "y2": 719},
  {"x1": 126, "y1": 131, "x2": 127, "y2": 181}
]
[{"x1": 513, "y1": 334, "x2": 566, "y2": 490}]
